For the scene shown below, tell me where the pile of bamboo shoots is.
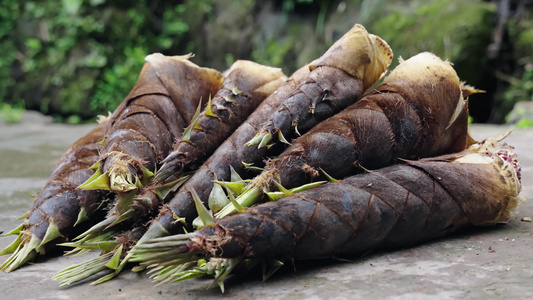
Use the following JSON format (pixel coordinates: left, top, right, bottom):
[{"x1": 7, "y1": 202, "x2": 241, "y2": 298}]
[{"x1": 0, "y1": 24, "x2": 523, "y2": 292}]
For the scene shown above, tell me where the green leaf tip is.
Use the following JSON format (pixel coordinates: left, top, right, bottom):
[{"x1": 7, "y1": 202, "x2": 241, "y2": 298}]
[
  {"x1": 38, "y1": 219, "x2": 64, "y2": 248},
  {"x1": 211, "y1": 258, "x2": 241, "y2": 293},
  {"x1": 229, "y1": 165, "x2": 243, "y2": 182},
  {"x1": 258, "y1": 132, "x2": 273, "y2": 149},
  {"x1": 294, "y1": 123, "x2": 301, "y2": 136},
  {"x1": 153, "y1": 175, "x2": 189, "y2": 200},
  {"x1": 241, "y1": 161, "x2": 264, "y2": 172},
  {"x1": 262, "y1": 258, "x2": 284, "y2": 281},
  {"x1": 204, "y1": 95, "x2": 218, "y2": 118},
  {"x1": 266, "y1": 191, "x2": 284, "y2": 201},
  {"x1": 320, "y1": 167, "x2": 339, "y2": 182},
  {"x1": 146, "y1": 257, "x2": 241, "y2": 293},
  {"x1": 191, "y1": 188, "x2": 215, "y2": 228},
  {"x1": 213, "y1": 180, "x2": 245, "y2": 195},
  {"x1": 104, "y1": 244, "x2": 123, "y2": 270},
  {"x1": 277, "y1": 130, "x2": 291, "y2": 145},
  {"x1": 91, "y1": 271, "x2": 118, "y2": 285},
  {"x1": 17, "y1": 211, "x2": 30, "y2": 220},
  {"x1": 74, "y1": 206, "x2": 89, "y2": 227},
  {"x1": 1, "y1": 233, "x2": 42, "y2": 272},
  {"x1": 245, "y1": 131, "x2": 273, "y2": 148},
  {"x1": 290, "y1": 181, "x2": 327, "y2": 193},
  {"x1": 225, "y1": 183, "x2": 245, "y2": 212},
  {"x1": 215, "y1": 187, "x2": 262, "y2": 219},
  {"x1": 59, "y1": 240, "x2": 119, "y2": 253},
  {"x1": 54, "y1": 251, "x2": 114, "y2": 286},
  {"x1": 73, "y1": 217, "x2": 116, "y2": 242},
  {"x1": 172, "y1": 213, "x2": 186, "y2": 225},
  {"x1": 273, "y1": 181, "x2": 292, "y2": 196},
  {"x1": 78, "y1": 166, "x2": 111, "y2": 190},
  {"x1": 0, "y1": 234, "x2": 22, "y2": 256},
  {"x1": 106, "y1": 209, "x2": 136, "y2": 230},
  {"x1": 2, "y1": 223, "x2": 24, "y2": 236},
  {"x1": 181, "y1": 100, "x2": 203, "y2": 143},
  {"x1": 208, "y1": 183, "x2": 230, "y2": 213}
]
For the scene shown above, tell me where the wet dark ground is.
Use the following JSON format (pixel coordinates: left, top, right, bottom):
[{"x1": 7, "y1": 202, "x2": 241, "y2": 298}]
[{"x1": 1, "y1": 111, "x2": 532, "y2": 300}]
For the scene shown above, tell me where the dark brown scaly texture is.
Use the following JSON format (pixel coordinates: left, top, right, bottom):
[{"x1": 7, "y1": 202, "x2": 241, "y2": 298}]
[
  {"x1": 26, "y1": 120, "x2": 109, "y2": 241},
  {"x1": 97, "y1": 53, "x2": 224, "y2": 192},
  {"x1": 114, "y1": 60, "x2": 286, "y2": 224},
  {"x1": 51, "y1": 64, "x2": 310, "y2": 287},
  {"x1": 185, "y1": 143, "x2": 521, "y2": 261},
  {"x1": 72, "y1": 54, "x2": 225, "y2": 240},
  {"x1": 156, "y1": 60, "x2": 287, "y2": 182},
  {"x1": 147, "y1": 65, "x2": 311, "y2": 236},
  {"x1": 249, "y1": 24, "x2": 392, "y2": 147},
  {"x1": 1, "y1": 116, "x2": 110, "y2": 271},
  {"x1": 260, "y1": 52, "x2": 469, "y2": 190},
  {"x1": 39, "y1": 54, "x2": 225, "y2": 283},
  {"x1": 144, "y1": 25, "x2": 392, "y2": 239}
]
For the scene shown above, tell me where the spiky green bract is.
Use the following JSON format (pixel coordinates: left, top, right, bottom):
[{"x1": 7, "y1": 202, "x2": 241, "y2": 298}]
[
  {"x1": 207, "y1": 183, "x2": 230, "y2": 213},
  {"x1": 95, "y1": 222, "x2": 172, "y2": 283},
  {"x1": 53, "y1": 251, "x2": 116, "y2": 286},
  {"x1": 0, "y1": 234, "x2": 23, "y2": 256},
  {"x1": 155, "y1": 61, "x2": 286, "y2": 183},
  {"x1": 73, "y1": 217, "x2": 117, "y2": 243},
  {"x1": 129, "y1": 233, "x2": 241, "y2": 290},
  {"x1": 147, "y1": 257, "x2": 282, "y2": 292},
  {"x1": 261, "y1": 258, "x2": 284, "y2": 281},
  {"x1": 215, "y1": 187, "x2": 262, "y2": 219},
  {"x1": 56, "y1": 224, "x2": 151, "y2": 286},
  {"x1": 60, "y1": 230, "x2": 120, "y2": 256},
  {"x1": 1, "y1": 219, "x2": 65, "y2": 272},
  {"x1": 1, "y1": 116, "x2": 110, "y2": 272},
  {"x1": 131, "y1": 233, "x2": 284, "y2": 291},
  {"x1": 91, "y1": 176, "x2": 187, "y2": 240},
  {"x1": 154, "y1": 101, "x2": 203, "y2": 183},
  {"x1": 58, "y1": 218, "x2": 174, "y2": 286},
  {"x1": 130, "y1": 233, "x2": 197, "y2": 263},
  {"x1": 266, "y1": 181, "x2": 326, "y2": 201},
  {"x1": 70, "y1": 189, "x2": 138, "y2": 245},
  {"x1": 245, "y1": 132, "x2": 272, "y2": 148},
  {"x1": 54, "y1": 175, "x2": 190, "y2": 284},
  {"x1": 77, "y1": 163, "x2": 111, "y2": 190},
  {"x1": 0, "y1": 233, "x2": 41, "y2": 272},
  {"x1": 0, "y1": 223, "x2": 24, "y2": 240},
  {"x1": 246, "y1": 24, "x2": 393, "y2": 148},
  {"x1": 153, "y1": 176, "x2": 189, "y2": 200},
  {"x1": 215, "y1": 181, "x2": 326, "y2": 219},
  {"x1": 191, "y1": 188, "x2": 215, "y2": 228}
]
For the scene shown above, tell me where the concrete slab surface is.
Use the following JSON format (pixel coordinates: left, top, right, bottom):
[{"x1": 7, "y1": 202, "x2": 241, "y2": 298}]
[{"x1": 1, "y1": 111, "x2": 532, "y2": 300}]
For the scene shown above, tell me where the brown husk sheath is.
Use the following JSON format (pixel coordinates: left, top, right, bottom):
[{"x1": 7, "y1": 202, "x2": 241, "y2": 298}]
[
  {"x1": 133, "y1": 135, "x2": 522, "y2": 268},
  {"x1": 247, "y1": 23, "x2": 393, "y2": 148},
  {"x1": 255, "y1": 52, "x2": 471, "y2": 192},
  {"x1": 156, "y1": 60, "x2": 287, "y2": 182},
  {"x1": 81, "y1": 53, "x2": 224, "y2": 193},
  {"x1": 1, "y1": 115, "x2": 110, "y2": 272},
  {"x1": 145, "y1": 24, "x2": 392, "y2": 243}
]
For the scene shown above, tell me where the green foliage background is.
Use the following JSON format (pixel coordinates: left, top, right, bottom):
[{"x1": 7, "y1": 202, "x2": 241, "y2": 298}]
[
  {"x1": 1, "y1": 0, "x2": 214, "y2": 122},
  {"x1": 1, "y1": 0, "x2": 533, "y2": 123}
]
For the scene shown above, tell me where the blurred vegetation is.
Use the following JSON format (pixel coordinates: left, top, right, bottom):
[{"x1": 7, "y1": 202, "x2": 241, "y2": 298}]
[
  {"x1": 1, "y1": 0, "x2": 214, "y2": 122},
  {"x1": 0, "y1": 103, "x2": 25, "y2": 124},
  {"x1": 1, "y1": 0, "x2": 533, "y2": 124},
  {"x1": 361, "y1": 0, "x2": 533, "y2": 123}
]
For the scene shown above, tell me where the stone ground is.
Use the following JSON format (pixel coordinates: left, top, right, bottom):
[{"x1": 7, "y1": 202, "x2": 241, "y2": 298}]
[{"x1": 0, "y1": 111, "x2": 532, "y2": 300}]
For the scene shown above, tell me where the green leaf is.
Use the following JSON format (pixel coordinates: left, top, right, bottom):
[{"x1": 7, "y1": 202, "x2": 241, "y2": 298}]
[{"x1": 191, "y1": 188, "x2": 215, "y2": 227}]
